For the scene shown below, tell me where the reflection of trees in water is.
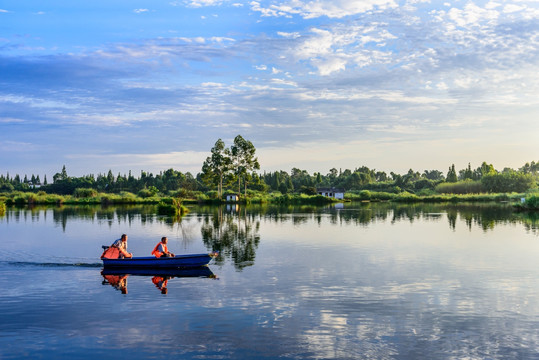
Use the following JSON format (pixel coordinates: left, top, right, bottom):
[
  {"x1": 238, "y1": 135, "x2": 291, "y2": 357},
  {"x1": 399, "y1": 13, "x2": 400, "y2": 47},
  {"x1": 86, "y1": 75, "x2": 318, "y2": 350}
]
[
  {"x1": 2, "y1": 205, "x2": 159, "y2": 232},
  {"x1": 160, "y1": 214, "x2": 198, "y2": 249},
  {"x1": 321, "y1": 202, "x2": 538, "y2": 234},
  {"x1": 200, "y1": 206, "x2": 260, "y2": 270},
  {"x1": 444, "y1": 203, "x2": 519, "y2": 232},
  {"x1": 331, "y1": 201, "x2": 532, "y2": 233},
  {"x1": 328, "y1": 204, "x2": 390, "y2": 226},
  {"x1": 516, "y1": 211, "x2": 539, "y2": 235},
  {"x1": 3, "y1": 201, "x2": 537, "y2": 243}
]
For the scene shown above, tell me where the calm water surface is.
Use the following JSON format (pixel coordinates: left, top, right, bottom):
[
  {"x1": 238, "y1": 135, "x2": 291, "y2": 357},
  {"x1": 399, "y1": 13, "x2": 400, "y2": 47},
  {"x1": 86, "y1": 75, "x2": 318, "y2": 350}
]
[{"x1": 0, "y1": 203, "x2": 538, "y2": 359}]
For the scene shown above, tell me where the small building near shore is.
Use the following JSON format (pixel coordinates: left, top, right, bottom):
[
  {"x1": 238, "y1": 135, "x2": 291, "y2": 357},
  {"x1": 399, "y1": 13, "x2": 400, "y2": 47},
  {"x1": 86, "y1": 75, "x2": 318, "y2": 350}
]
[
  {"x1": 317, "y1": 187, "x2": 345, "y2": 199},
  {"x1": 225, "y1": 194, "x2": 239, "y2": 202}
]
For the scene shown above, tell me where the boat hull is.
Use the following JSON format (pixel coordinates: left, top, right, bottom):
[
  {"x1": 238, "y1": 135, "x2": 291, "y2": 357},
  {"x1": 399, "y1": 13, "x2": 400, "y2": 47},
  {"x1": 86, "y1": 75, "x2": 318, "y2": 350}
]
[{"x1": 102, "y1": 253, "x2": 214, "y2": 268}]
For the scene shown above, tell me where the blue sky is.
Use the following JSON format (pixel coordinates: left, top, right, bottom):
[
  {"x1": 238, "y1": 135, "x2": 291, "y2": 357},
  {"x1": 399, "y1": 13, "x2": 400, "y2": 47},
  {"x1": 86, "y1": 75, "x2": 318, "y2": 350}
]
[{"x1": 1, "y1": 0, "x2": 538, "y2": 179}]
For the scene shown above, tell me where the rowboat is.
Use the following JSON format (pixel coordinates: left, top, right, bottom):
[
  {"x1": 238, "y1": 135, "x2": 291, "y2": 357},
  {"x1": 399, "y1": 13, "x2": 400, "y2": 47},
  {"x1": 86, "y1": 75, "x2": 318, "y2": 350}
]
[{"x1": 101, "y1": 251, "x2": 218, "y2": 268}]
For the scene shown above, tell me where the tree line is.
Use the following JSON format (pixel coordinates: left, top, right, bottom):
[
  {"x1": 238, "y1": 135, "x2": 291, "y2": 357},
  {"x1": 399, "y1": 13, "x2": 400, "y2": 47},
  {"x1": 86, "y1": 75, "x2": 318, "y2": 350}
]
[{"x1": 1, "y1": 135, "x2": 538, "y2": 196}]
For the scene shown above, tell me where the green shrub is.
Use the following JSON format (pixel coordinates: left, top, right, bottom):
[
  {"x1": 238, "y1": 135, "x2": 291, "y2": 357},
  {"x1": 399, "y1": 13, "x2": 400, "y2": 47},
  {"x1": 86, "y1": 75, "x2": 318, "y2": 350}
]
[
  {"x1": 494, "y1": 193, "x2": 510, "y2": 201},
  {"x1": 118, "y1": 191, "x2": 137, "y2": 202},
  {"x1": 157, "y1": 198, "x2": 189, "y2": 216},
  {"x1": 196, "y1": 193, "x2": 210, "y2": 202},
  {"x1": 44, "y1": 194, "x2": 65, "y2": 205},
  {"x1": 160, "y1": 197, "x2": 174, "y2": 205},
  {"x1": 205, "y1": 191, "x2": 219, "y2": 200},
  {"x1": 100, "y1": 194, "x2": 112, "y2": 205},
  {"x1": 393, "y1": 192, "x2": 420, "y2": 202},
  {"x1": 375, "y1": 192, "x2": 395, "y2": 200},
  {"x1": 525, "y1": 195, "x2": 539, "y2": 209},
  {"x1": 23, "y1": 193, "x2": 37, "y2": 205},
  {"x1": 417, "y1": 189, "x2": 437, "y2": 196},
  {"x1": 359, "y1": 190, "x2": 371, "y2": 200},
  {"x1": 137, "y1": 189, "x2": 154, "y2": 198},
  {"x1": 73, "y1": 188, "x2": 98, "y2": 198},
  {"x1": 13, "y1": 196, "x2": 27, "y2": 206}
]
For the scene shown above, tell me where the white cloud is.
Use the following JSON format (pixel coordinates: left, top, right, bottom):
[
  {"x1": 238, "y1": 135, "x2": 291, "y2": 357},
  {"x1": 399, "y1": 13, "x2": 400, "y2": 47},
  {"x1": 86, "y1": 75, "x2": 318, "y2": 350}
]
[
  {"x1": 277, "y1": 31, "x2": 300, "y2": 39},
  {"x1": 436, "y1": 82, "x2": 448, "y2": 90},
  {"x1": 0, "y1": 117, "x2": 25, "y2": 123},
  {"x1": 251, "y1": 0, "x2": 398, "y2": 19},
  {"x1": 313, "y1": 56, "x2": 348, "y2": 75},
  {"x1": 0, "y1": 94, "x2": 78, "y2": 109},
  {"x1": 485, "y1": 2, "x2": 501, "y2": 10},
  {"x1": 295, "y1": 89, "x2": 458, "y2": 104},
  {"x1": 184, "y1": 0, "x2": 223, "y2": 8},
  {"x1": 503, "y1": 4, "x2": 525, "y2": 13},
  {"x1": 67, "y1": 151, "x2": 209, "y2": 173},
  {"x1": 271, "y1": 78, "x2": 297, "y2": 87},
  {"x1": 289, "y1": 24, "x2": 395, "y2": 75},
  {"x1": 446, "y1": 3, "x2": 499, "y2": 27},
  {"x1": 133, "y1": 8, "x2": 149, "y2": 13}
]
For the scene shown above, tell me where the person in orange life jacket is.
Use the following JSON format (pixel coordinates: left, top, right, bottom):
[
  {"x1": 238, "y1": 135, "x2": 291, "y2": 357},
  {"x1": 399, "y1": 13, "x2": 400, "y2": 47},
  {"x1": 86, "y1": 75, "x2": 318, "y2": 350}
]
[
  {"x1": 111, "y1": 234, "x2": 133, "y2": 258},
  {"x1": 151, "y1": 237, "x2": 175, "y2": 258}
]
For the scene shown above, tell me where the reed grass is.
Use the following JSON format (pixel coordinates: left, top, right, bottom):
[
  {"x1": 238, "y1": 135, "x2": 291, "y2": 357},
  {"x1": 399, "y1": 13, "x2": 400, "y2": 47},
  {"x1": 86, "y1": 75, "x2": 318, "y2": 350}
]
[{"x1": 435, "y1": 180, "x2": 484, "y2": 194}]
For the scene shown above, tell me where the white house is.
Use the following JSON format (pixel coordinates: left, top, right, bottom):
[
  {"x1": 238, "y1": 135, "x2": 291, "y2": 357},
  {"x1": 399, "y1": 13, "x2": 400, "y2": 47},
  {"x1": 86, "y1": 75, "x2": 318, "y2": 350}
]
[
  {"x1": 317, "y1": 188, "x2": 345, "y2": 199},
  {"x1": 225, "y1": 194, "x2": 239, "y2": 202}
]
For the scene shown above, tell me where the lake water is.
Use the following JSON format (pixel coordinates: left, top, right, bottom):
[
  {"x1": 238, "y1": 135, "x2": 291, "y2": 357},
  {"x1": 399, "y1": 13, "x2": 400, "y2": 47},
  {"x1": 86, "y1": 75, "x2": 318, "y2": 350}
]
[{"x1": 1, "y1": 202, "x2": 538, "y2": 359}]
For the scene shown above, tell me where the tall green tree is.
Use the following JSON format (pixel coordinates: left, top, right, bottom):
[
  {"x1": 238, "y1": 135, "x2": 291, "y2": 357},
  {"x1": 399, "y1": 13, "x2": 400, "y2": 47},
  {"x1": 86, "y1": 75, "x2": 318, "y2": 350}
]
[
  {"x1": 446, "y1": 164, "x2": 458, "y2": 183},
  {"x1": 53, "y1": 165, "x2": 68, "y2": 183},
  {"x1": 478, "y1": 161, "x2": 496, "y2": 178},
  {"x1": 423, "y1": 170, "x2": 444, "y2": 181},
  {"x1": 201, "y1": 139, "x2": 232, "y2": 198},
  {"x1": 230, "y1": 135, "x2": 260, "y2": 197}
]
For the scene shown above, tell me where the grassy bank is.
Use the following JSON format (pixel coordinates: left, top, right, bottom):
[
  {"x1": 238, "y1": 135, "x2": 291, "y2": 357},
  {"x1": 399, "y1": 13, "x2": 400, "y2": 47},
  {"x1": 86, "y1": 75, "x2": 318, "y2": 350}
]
[
  {"x1": 1, "y1": 189, "x2": 536, "y2": 209},
  {"x1": 345, "y1": 190, "x2": 528, "y2": 203},
  {"x1": 1, "y1": 191, "x2": 162, "y2": 206}
]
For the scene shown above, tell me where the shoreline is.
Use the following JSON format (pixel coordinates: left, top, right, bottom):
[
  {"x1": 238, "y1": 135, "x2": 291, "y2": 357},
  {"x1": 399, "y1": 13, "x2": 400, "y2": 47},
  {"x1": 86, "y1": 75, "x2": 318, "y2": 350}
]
[{"x1": 1, "y1": 191, "x2": 537, "y2": 210}]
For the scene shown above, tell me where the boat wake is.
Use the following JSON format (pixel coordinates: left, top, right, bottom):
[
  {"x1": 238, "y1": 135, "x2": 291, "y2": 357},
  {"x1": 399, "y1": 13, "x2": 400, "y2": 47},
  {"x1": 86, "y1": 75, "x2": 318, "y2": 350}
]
[{"x1": 2, "y1": 261, "x2": 102, "y2": 268}]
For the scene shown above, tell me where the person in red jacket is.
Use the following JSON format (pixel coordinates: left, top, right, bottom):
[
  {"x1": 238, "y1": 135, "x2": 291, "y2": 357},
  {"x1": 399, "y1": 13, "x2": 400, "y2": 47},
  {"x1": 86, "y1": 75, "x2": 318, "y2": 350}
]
[{"x1": 151, "y1": 237, "x2": 175, "y2": 258}]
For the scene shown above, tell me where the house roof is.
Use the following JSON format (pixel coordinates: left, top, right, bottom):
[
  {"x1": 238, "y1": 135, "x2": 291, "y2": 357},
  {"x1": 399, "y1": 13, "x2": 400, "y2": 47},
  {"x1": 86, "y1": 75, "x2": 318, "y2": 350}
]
[{"x1": 316, "y1": 187, "x2": 345, "y2": 192}]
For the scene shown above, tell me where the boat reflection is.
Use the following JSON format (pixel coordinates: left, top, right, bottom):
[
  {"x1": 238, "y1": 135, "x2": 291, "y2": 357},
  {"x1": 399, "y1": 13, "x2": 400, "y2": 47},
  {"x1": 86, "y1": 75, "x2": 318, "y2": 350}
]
[{"x1": 101, "y1": 267, "x2": 217, "y2": 295}]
